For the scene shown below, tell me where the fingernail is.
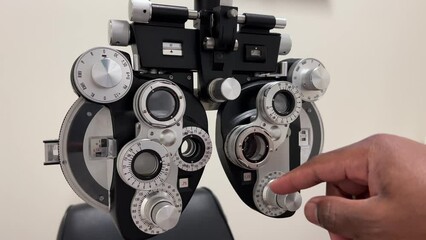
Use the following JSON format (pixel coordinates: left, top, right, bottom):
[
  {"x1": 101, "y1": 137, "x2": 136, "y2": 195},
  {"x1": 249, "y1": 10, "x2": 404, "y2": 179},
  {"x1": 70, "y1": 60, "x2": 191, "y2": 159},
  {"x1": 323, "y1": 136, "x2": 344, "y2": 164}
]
[{"x1": 304, "y1": 200, "x2": 320, "y2": 226}]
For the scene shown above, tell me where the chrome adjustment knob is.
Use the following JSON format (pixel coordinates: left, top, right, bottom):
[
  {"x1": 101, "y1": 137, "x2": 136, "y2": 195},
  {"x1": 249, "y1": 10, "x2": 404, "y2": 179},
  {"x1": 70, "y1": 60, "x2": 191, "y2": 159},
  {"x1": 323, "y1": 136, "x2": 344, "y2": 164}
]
[
  {"x1": 91, "y1": 58, "x2": 123, "y2": 88},
  {"x1": 72, "y1": 47, "x2": 133, "y2": 104},
  {"x1": 108, "y1": 20, "x2": 131, "y2": 47},
  {"x1": 142, "y1": 192, "x2": 181, "y2": 231},
  {"x1": 302, "y1": 66, "x2": 330, "y2": 91},
  {"x1": 288, "y1": 58, "x2": 330, "y2": 102},
  {"x1": 278, "y1": 33, "x2": 292, "y2": 56},
  {"x1": 262, "y1": 181, "x2": 302, "y2": 212},
  {"x1": 129, "y1": 0, "x2": 152, "y2": 23},
  {"x1": 208, "y1": 77, "x2": 242, "y2": 102}
]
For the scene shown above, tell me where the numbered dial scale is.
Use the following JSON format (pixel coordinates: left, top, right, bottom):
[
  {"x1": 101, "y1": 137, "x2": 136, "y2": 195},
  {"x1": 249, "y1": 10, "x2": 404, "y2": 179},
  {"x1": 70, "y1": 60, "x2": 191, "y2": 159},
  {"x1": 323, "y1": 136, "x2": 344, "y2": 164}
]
[
  {"x1": 254, "y1": 171, "x2": 302, "y2": 217},
  {"x1": 117, "y1": 139, "x2": 171, "y2": 190},
  {"x1": 131, "y1": 184, "x2": 183, "y2": 235},
  {"x1": 72, "y1": 47, "x2": 133, "y2": 104},
  {"x1": 258, "y1": 81, "x2": 302, "y2": 125},
  {"x1": 174, "y1": 127, "x2": 212, "y2": 172}
]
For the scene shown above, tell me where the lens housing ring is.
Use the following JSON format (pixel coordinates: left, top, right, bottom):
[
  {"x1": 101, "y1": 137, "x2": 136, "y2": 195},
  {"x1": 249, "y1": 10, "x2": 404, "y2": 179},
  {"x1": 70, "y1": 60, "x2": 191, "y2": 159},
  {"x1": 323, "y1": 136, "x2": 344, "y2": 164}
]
[
  {"x1": 258, "y1": 81, "x2": 302, "y2": 125},
  {"x1": 226, "y1": 126, "x2": 274, "y2": 170},
  {"x1": 173, "y1": 127, "x2": 212, "y2": 172},
  {"x1": 134, "y1": 80, "x2": 186, "y2": 128},
  {"x1": 117, "y1": 139, "x2": 171, "y2": 190}
]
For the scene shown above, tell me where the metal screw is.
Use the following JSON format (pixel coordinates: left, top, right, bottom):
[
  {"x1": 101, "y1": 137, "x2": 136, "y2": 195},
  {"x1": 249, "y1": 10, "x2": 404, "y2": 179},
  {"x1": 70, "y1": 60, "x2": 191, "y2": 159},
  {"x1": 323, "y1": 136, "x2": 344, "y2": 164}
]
[
  {"x1": 233, "y1": 39, "x2": 239, "y2": 51},
  {"x1": 169, "y1": 75, "x2": 174, "y2": 80},
  {"x1": 203, "y1": 37, "x2": 215, "y2": 50},
  {"x1": 87, "y1": 112, "x2": 93, "y2": 117},
  {"x1": 227, "y1": 9, "x2": 238, "y2": 18}
]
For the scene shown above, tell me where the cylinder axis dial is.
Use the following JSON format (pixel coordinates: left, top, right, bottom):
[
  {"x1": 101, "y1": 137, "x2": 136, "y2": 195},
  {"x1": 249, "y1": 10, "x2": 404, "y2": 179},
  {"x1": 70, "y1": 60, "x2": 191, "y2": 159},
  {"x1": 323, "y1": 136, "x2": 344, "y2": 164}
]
[
  {"x1": 288, "y1": 58, "x2": 330, "y2": 102},
  {"x1": 72, "y1": 47, "x2": 133, "y2": 104},
  {"x1": 225, "y1": 126, "x2": 274, "y2": 170},
  {"x1": 258, "y1": 81, "x2": 302, "y2": 125},
  {"x1": 117, "y1": 139, "x2": 171, "y2": 190},
  {"x1": 253, "y1": 171, "x2": 302, "y2": 217},
  {"x1": 131, "y1": 184, "x2": 182, "y2": 235},
  {"x1": 173, "y1": 127, "x2": 212, "y2": 172},
  {"x1": 134, "y1": 80, "x2": 186, "y2": 128}
]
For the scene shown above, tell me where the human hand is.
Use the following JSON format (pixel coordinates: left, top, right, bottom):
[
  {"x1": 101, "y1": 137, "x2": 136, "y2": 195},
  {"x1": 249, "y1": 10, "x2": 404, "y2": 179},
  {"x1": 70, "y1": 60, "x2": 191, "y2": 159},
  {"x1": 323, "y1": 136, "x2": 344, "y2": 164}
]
[{"x1": 271, "y1": 134, "x2": 426, "y2": 240}]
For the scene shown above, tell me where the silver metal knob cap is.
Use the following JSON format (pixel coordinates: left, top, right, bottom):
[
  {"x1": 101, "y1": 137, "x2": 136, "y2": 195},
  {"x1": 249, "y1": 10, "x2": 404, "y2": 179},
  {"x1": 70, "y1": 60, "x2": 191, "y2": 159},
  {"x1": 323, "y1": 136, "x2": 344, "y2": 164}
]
[
  {"x1": 108, "y1": 20, "x2": 131, "y2": 47},
  {"x1": 129, "y1": 0, "x2": 152, "y2": 23},
  {"x1": 303, "y1": 66, "x2": 331, "y2": 91},
  {"x1": 276, "y1": 192, "x2": 303, "y2": 212},
  {"x1": 263, "y1": 182, "x2": 302, "y2": 212},
  {"x1": 279, "y1": 33, "x2": 292, "y2": 56},
  {"x1": 208, "y1": 77, "x2": 241, "y2": 102},
  {"x1": 152, "y1": 202, "x2": 180, "y2": 231},
  {"x1": 142, "y1": 192, "x2": 181, "y2": 231},
  {"x1": 91, "y1": 58, "x2": 122, "y2": 88}
]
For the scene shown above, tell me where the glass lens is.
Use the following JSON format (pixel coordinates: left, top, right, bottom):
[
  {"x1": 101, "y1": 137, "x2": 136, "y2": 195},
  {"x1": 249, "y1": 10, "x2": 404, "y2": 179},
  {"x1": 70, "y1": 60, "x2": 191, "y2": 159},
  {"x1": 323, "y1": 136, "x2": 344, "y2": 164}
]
[
  {"x1": 273, "y1": 91, "x2": 295, "y2": 116},
  {"x1": 132, "y1": 151, "x2": 161, "y2": 180},
  {"x1": 242, "y1": 133, "x2": 269, "y2": 163},
  {"x1": 146, "y1": 88, "x2": 178, "y2": 121},
  {"x1": 179, "y1": 136, "x2": 205, "y2": 163}
]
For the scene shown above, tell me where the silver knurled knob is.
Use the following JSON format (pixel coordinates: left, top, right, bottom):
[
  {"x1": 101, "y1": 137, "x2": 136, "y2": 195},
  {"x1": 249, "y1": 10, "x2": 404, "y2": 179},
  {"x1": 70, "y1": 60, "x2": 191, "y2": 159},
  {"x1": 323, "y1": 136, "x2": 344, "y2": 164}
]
[
  {"x1": 303, "y1": 66, "x2": 330, "y2": 91},
  {"x1": 91, "y1": 58, "x2": 123, "y2": 88},
  {"x1": 263, "y1": 181, "x2": 303, "y2": 212},
  {"x1": 108, "y1": 20, "x2": 131, "y2": 47},
  {"x1": 208, "y1": 77, "x2": 242, "y2": 102},
  {"x1": 129, "y1": 0, "x2": 152, "y2": 23},
  {"x1": 278, "y1": 33, "x2": 292, "y2": 56},
  {"x1": 142, "y1": 192, "x2": 180, "y2": 231}
]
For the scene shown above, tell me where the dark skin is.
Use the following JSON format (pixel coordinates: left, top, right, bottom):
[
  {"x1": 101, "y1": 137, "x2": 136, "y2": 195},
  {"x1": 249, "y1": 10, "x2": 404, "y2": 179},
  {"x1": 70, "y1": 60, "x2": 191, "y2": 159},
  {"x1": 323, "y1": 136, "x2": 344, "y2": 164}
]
[{"x1": 270, "y1": 134, "x2": 426, "y2": 240}]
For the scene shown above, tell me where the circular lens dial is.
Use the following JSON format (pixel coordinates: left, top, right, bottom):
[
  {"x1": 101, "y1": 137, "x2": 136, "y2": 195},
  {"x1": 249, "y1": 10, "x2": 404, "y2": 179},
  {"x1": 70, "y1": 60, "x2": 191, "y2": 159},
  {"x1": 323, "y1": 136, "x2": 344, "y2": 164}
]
[
  {"x1": 146, "y1": 88, "x2": 179, "y2": 121},
  {"x1": 173, "y1": 127, "x2": 212, "y2": 172},
  {"x1": 254, "y1": 171, "x2": 288, "y2": 217},
  {"x1": 72, "y1": 47, "x2": 133, "y2": 104},
  {"x1": 272, "y1": 91, "x2": 295, "y2": 116},
  {"x1": 132, "y1": 150, "x2": 162, "y2": 180},
  {"x1": 117, "y1": 139, "x2": 171, "y2": 190},
  {"x1": 134, "y1": 80, "x2": 185, "y2": 127},
  {"x1": 225, "y1": 126, "x2": 274, "y2": 170},
  {"x1": 259, "y1": 82, "x2": 302, "y2": 125},
  {"x1": 131, "y1": 183, "x2": 182, "y2": 235},
  {"x1": 288, "y1": 58, "x2": 330, "y2": 102},
  {"x1": 242, "y1": 133, "x2": 269, "y2": 163}
]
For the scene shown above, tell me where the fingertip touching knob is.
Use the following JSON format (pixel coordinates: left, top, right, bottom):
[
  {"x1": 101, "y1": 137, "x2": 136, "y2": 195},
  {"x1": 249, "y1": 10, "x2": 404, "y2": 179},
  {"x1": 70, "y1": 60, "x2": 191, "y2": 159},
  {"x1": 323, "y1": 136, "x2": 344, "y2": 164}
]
[
  {"x1": 108, "y1": 20, "x2": 131, "y2": 47},
  {"x1": 263, "y1": 181, "x2": 303, "y2": 212},
  {"x1": 129, "y1": 0, "x2": 152, "y2": 23},
  {"x1": 208, "y1": 77, "x2": 242, "y2": 103}
]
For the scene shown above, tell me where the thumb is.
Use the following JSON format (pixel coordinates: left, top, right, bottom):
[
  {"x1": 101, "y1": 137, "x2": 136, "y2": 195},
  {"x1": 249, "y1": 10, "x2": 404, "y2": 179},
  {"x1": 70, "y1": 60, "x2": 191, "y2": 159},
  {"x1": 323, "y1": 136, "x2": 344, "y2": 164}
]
[{"x1": 305, "y1": 196, "x2": 378, "y2": 238}]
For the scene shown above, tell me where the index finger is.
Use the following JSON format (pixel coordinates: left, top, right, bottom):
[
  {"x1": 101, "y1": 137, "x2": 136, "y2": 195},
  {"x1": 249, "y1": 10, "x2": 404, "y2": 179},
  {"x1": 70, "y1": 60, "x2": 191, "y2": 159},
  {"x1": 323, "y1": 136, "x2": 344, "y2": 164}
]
[{"x1": 270, "y1": 138, "x2": 371, "y2": 195}]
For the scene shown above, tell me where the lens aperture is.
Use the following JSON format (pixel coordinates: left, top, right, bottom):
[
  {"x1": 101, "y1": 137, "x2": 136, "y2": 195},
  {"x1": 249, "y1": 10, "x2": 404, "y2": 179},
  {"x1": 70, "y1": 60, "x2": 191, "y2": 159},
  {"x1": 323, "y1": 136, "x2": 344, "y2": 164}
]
[
  {"x1": 272, "y1": 91, "x2": 295, "y2": 116},
  {"x1": 132, "y1": 150, "x2": 162, "y2": 180},
  {"x1": 179, "y1": 136, "x2": 205, "y2": 164},
  {"x1": 242, "y1": 133, "x2": 269, "y2": 163},
  {"x1": 146, "y1": 88, "x2": 179, "y2": 121}
]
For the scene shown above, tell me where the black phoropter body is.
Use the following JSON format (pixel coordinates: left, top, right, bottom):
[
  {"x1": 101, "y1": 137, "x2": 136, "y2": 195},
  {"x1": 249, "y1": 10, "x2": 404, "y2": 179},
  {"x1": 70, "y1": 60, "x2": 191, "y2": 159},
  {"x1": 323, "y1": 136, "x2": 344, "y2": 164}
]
[{"x1": 44, "y1": 0, "x2": 330, "y2": 239}]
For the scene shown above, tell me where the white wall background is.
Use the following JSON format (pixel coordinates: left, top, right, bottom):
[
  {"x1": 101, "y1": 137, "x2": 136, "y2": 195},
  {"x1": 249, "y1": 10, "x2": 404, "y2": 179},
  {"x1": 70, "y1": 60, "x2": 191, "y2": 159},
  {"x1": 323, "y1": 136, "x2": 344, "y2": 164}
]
[{"x1": 1, "y1": 0, "x2": 425, "y2": 239}]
